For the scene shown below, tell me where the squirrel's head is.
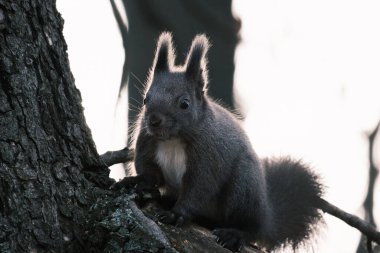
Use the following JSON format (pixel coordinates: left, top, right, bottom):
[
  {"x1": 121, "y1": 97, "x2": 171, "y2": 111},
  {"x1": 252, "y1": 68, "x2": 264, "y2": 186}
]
[{"x1": 142, "y1": 32, "x2": 210, "y2": 140}]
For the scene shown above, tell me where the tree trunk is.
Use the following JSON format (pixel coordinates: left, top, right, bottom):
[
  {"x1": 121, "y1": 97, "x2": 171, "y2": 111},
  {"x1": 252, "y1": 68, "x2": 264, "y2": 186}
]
[{"x1": 0, "y1": 0, "x2": 101, "y2": 251}]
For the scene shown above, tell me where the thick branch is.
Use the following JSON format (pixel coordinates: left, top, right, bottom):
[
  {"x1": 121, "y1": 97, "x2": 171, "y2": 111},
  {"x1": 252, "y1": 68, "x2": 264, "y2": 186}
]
[
  {"x1": 319, "y1": 198, "x2": 380, "y2": 245},
  {"x1": 99, "y1": 147, "x2": 135, "y2": 167},
  {"x1": 128, "y1": 200, "x2": 172, "y2": 248}
]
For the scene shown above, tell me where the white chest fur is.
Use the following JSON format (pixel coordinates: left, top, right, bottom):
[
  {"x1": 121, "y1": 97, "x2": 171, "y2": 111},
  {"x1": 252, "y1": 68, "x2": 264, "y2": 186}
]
[{"x1": 155, "y1": 138, "x2": 187, "y2": 190}]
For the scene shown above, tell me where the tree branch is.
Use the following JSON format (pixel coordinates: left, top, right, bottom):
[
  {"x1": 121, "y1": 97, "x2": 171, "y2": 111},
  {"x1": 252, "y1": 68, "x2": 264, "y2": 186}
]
[
  {"x1": 99, "y1": 147, "x2": 135, "y2": 167},
  {"x1": 109, "y1": 0, "x2": 128, "y2": 43},
  {"x1": 109, "y1": 0, "x2": 130, "y2": 95},
  {"x1": 364, "y1": 120, "x2": 380, "y2": 226},
  {"x1": 318, "y1": 198, "x2": 380, "y2": 245}
]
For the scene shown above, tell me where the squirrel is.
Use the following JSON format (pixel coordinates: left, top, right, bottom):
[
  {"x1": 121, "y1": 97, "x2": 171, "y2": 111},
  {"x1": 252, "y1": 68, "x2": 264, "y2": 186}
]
[{"x1": 129, "y1": 33, "x2": 324, "y2": 252}]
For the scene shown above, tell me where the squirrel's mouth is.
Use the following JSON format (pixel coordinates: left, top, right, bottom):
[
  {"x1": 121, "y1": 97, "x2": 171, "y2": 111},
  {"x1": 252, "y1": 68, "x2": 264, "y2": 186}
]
[
  {"x1": 147, "y1": 127, "x2": 171, "y2": 140},
  {"x1": 145, "y1": 115, "x2": 177, "y2": 140}
]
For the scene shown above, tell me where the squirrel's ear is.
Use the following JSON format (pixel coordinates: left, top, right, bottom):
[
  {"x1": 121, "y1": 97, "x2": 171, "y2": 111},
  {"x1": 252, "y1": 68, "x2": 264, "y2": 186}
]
[
  {"x1": 185, "y1": 34, "x2": 210, "y2": 88},
  {"x1": 153, "y1": 32, "x2": 175, "y2": 72}
]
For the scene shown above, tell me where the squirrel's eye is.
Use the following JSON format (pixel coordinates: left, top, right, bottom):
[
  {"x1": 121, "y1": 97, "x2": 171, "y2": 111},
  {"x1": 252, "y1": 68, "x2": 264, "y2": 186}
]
[{"x1": 179, "y1": 99, "x2": 190, "y2": 110}]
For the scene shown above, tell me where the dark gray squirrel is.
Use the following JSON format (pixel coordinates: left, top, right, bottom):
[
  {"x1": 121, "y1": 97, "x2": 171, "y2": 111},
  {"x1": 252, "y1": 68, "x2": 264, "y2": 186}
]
[{"x1": 120, "y1": 32, "x2": 373, "y2": 252}]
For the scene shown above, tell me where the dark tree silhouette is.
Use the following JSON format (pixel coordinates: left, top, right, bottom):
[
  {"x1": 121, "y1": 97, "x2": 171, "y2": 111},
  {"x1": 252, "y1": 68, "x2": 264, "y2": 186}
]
[{"x1": 357, "y1": 120, "x2": 380, "y2": 253}]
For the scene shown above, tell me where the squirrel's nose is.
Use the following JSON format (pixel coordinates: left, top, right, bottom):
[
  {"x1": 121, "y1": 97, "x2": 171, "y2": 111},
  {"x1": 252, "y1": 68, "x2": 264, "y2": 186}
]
[{"x1": 149, "y1": 113, "x2": 164, "y2": 128}]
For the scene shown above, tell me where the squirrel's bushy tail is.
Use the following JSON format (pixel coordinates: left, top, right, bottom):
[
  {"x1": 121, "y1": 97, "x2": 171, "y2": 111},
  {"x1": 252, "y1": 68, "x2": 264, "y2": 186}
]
[{"x1": 263, "y1": 157, "x2": 324, "y2": 250}]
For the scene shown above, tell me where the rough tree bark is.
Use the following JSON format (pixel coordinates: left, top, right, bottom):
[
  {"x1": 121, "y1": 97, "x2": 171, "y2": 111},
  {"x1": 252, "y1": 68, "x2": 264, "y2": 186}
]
[
  {"x1": 0, "y1": 1, "x2": 258, "y2": 252},
  {"x1": 0, "y1": 0, "x2": 103, "y2": 251}
]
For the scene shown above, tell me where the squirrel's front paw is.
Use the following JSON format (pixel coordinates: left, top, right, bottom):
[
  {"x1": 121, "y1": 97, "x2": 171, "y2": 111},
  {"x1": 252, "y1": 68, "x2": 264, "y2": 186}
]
[
  {"x1": 156, "y1": 210, "x2": 185, "y2": 227},
  {"x1": 110, "y1": 176, "x2": 140, "y2": 190}
]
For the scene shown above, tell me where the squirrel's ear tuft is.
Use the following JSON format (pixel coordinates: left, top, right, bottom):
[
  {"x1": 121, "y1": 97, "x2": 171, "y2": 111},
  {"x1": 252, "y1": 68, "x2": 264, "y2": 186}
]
[
  {"x1": 153, "y1": 32, "x2": 175, "y2": 72},
  {"x1": 185, "y1": 34, "x2": 210, "y2": 88}
]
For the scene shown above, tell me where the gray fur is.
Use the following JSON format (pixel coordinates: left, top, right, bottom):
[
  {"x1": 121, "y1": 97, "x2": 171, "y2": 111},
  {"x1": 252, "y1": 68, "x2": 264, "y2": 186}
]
[{"x1": 133, "y1": 33, "x2": 323, "y2": 251}]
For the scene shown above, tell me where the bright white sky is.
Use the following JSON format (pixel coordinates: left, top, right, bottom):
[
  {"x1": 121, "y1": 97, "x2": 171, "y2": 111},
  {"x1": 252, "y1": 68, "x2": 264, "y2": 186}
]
[{"x1": 58, "y1": 1, "x2": 380, "y2": 252}]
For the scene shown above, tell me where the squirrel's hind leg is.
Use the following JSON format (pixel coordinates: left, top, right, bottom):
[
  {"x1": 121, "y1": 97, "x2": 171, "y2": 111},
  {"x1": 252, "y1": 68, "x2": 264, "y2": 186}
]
[{"x1": 212, "y1": 228, "x2": 249, "y2": 252}]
